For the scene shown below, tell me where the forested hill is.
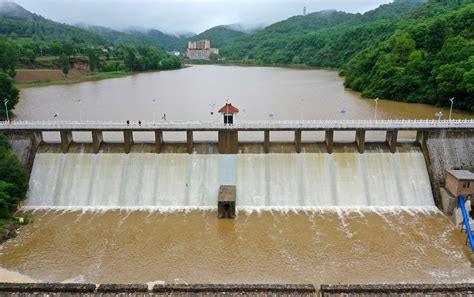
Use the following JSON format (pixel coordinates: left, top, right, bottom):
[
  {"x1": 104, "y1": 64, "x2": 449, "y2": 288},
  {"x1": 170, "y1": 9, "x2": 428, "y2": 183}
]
[
  {"x1": 220, "y1": 0, "x2": 473, "y2": 112},
  {"x1": 79, "y1": 25, "x2": 182, "y2": 49},
  {"x1": 0, "y1": 2, "x2": 107, "y2": 44},
  {"x1": 344, "y1": 1, "x2": 474, "y2": 111},
  {"x1": 220, "y1": 0, "x2": 427, "y2": 64},
  {"x1": 176, "y1": 25, "x2": 249, "y2": 51}
]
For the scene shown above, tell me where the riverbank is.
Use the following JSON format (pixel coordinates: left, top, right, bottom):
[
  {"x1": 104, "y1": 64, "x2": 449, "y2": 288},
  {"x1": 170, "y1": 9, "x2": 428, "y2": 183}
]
[
  {"x1": 15, "y1": 71, "x2": 129, "y2": 89},
  {"x1": 188, "y1": 60, "x2": 338, "y2": 71},
  {"x1": 0, "y1": 221, "x2": 20, "y2": 245},
  {"x1": 15, "y1": 66, "x2": 186, "y2": 89}
]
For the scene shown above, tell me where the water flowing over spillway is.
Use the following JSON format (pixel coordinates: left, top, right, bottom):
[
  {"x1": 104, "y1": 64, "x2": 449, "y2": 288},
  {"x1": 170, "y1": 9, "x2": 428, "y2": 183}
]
[{"x1": 25, "y1": 149, "x2": 434, "y2": 209}]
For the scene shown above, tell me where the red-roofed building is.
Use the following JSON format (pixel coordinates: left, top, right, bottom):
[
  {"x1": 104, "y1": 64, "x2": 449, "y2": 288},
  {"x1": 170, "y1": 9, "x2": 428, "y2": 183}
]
[{"x1": 218, "y1": 103, "x2": 239, "y2": 125}]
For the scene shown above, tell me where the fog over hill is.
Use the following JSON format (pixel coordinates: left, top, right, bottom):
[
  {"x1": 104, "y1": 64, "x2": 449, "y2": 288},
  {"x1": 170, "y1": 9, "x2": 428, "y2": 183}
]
[{"x1": 15, "y1": 0, "x2": 393, "y2": 34}]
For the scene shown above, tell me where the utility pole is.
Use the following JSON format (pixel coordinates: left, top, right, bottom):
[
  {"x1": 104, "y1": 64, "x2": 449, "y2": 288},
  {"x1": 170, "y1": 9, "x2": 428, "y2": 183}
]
[
  {"x1": 374, "y1": 97, "x2": 379, "y2": 120},
  {"x1": 449, "y1": 97, "x2": 455, "y2": 120},
  {"x1": 3, "y1": 99, "x2": 9, "y2": 122}
]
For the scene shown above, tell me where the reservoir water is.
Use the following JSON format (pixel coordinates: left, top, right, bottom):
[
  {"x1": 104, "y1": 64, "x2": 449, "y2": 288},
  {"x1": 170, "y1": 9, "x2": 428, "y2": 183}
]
[
  {"x1": 1, "y1": 66, "x2": 473, "y2": 284},
  {"x1": 15, "y1": 65, "x2": 473, "y2": 143}
]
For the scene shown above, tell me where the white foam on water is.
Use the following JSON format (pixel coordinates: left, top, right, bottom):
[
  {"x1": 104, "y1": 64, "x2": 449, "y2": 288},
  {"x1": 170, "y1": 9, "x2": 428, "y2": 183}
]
[{"x1": 25, "y1": 151, "x2": 435, "y2": 210}]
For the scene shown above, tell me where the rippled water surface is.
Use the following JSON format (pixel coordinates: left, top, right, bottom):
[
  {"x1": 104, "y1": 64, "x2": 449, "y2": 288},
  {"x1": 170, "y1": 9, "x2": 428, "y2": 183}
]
[{"x1": 16, "y1": 65, "x2": 473, "y2": 122}]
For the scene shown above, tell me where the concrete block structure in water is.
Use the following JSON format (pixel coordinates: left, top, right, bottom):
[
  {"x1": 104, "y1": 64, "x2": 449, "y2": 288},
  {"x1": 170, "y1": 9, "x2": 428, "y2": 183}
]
[{"x1": 218, "y1": 185, "x2": 236, "y2": 218}]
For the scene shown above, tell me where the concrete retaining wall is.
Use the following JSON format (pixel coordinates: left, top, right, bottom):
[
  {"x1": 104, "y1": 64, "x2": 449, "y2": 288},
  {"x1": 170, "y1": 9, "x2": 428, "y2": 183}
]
[
  {"x1": 425, "y1": 130, "x2": 474, "y2": 206},
  {"x1": 320, "y1": 283, "x2": 474, "y2": 296},
  {"x1": 6, "y1": 132, "x2": 35, "y2": 173},
  {"x1": 0, "y1": 283, "x2": 316, "y2": 296},
  {"x1": 2, "y1": 283, "x2": 474, "y2": 296}
]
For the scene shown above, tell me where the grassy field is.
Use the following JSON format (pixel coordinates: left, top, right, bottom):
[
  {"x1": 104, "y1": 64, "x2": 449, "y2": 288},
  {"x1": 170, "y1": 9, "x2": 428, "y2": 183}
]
[{"x1": 15, "y1": 71, "x2": 128, "y2": 88}]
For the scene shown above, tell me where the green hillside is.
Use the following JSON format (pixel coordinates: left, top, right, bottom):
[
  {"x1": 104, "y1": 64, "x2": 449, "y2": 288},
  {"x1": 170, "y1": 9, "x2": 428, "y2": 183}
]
[
  {"x1": 177, "y1": 25, "x2": 248, "y2": 51},
  {"x1": 218, "y1": 0, "x2": 473, "y2": 112},
  {"x1": 82, "y1": 25, "x2": 182, "y2": 49},
  {"x1": 344, "y1": 1, "x2": 474, "y2": 111},
  {"x1": 221, "y1": 0, "x2": 426, "y2": 65},
  {"x1": 0, "y1": 2, "x2": 106, "y2": 44}
]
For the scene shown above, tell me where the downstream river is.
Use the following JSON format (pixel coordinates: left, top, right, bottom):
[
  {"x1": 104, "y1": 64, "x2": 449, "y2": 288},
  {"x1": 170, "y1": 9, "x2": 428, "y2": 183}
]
[{"x1": 1, "y1": 66, "x2": 473, "y2": 285}]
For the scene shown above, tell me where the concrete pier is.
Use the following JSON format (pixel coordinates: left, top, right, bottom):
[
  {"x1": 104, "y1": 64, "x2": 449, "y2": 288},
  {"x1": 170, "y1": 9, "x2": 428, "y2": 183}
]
[
  {"x1": 155, "y1": 130, "x2": 163, "y2": 153},
  {"x1": 264, "y1": 130, "x2": 270, "y2": 153},
  {"x1": 355, "y1": 129, "x2": 365, "y2": 154},
  {"x1": 92, "y1": 130, "x2": 103, "y2": 153},
  {"x1": 325, "y1": 130, "x2": 334, "y2": 154},
  {"x1": 218, "y1": 131, "x2": 238, "y2": 154},
  {"x1": 60, "y1": 131, "x2": 73, "y2": 153},
  {"x1": 416, "y1": 130, "x2": 428, "y2": 149},
  {"x1": 295, "y1": 130, "x2": 302, "y2": 153},
  {"x1": 386, "y1": 130, "x2": 398, "y2": 153},
  {"x1": 124, "y1": 130, "x2": 133, "y2": 154},
  {"x1": 30, "y1": 131, "x2": 43, "y2": 154},
  {"x1": 186, "y1": 131, "x2": 193, "y2": 154}
]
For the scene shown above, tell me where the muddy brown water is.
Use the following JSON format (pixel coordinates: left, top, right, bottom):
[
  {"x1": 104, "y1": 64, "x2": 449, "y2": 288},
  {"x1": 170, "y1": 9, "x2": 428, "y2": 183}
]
[
  {"x1": 2, "y1": 66, "x2": 473, "y2": 284},
  {"x1": 0, "y1": 210, "x2": 473, "y2": 285},
  {"x1": 14, "y1": 65, "x2": 473, "y2": 143}
]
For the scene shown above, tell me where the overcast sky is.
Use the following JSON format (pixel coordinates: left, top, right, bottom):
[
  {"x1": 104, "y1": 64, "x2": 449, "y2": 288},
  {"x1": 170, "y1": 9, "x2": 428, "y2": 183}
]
[{"x1": 15, "y1": 0, "x2": 393, "y2": 34}]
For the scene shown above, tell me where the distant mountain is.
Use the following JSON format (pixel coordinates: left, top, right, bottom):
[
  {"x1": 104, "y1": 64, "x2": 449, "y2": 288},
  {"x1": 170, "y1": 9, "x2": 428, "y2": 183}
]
[
  {"x1": 0, "y1": 2, "x2": 187, "y2": 49},
  {"x1": 0, "y1": 2, "x2": 107, "y2": 44},
  {"x1": 126, "y1": 28, "x2": 182, "y2": 49},
  {"x1": 225, "y1": 23, "x2": 265, "y2": 34},
  {"x1": 80, "y1": 25, "x2": 182, "y2": 49},
  {"x1": 0, "y1": 1, "x2": 38, "y2": 20}
]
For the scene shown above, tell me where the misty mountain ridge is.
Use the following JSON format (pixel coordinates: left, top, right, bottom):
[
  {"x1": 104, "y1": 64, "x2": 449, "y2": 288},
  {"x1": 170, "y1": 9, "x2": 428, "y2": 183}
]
[{"x1": 0, "y1": 1, "x2": 39, "y2": 20}]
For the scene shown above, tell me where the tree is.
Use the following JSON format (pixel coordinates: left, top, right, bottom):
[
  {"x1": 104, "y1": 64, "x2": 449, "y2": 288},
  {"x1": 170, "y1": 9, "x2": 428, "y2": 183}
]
[
  {"x1": 0, "y1": 36, "x2": 19, "y2": 77},
  {"x1": 209, "y1": 53, "x2": 220, "y2": 62},
  {"x1": 0, "y1": 73, "x2": 20, "y2": 120},
  {"x1": 0, "y1": 133, "x2": 27, "y2": 221},
  {"x1": 86, "y1": 48, "x2": 101, "y2": 71},
  {"x1": 59, "y1": 55, "x2": 70, "y2": 78}
]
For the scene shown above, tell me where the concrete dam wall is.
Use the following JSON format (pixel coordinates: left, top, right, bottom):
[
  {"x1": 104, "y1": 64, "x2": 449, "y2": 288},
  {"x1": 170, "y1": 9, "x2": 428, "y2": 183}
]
[
  {"x1": 25, "y1": 147, "x2": 434, "y2": 210},
  {"x1": 425, "y1": 130, "x2": 474, "y2": 205}
]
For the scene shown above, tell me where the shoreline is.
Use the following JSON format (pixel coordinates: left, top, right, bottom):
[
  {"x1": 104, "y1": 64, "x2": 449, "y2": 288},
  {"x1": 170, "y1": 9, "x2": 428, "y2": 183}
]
[
  {"x1": 14, "y1": 67, "x2": 186, "y2": 89},
  {"x1": 15, "y1": 71, "x2": 129, "y2": 89},
  {"x1": 187, "y1": 60, "x2": 339, "y2": 71},
  {"x1": 0, "y1": 221, "x2": 20, "y2": 245}
]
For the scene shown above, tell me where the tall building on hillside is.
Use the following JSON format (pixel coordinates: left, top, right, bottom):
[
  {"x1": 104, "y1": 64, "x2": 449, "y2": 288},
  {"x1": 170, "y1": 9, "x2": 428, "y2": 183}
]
[
  {"x1": 187, "y1": 39, "x2": 219, "y2": 60},
  {"x1": 303, "y1": 6, "x2": 307, "y2": 16}
]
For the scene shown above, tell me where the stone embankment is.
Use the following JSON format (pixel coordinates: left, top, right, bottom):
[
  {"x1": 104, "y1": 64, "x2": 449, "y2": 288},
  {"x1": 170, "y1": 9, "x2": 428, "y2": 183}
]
[
  {"x1": 320, "y1": 284, "x2": 474, "y2": 296},
  {"x1": 0, "y1": 283, "x2": 315, "y2": 296},
  {"x1": 1, "y1": 283, "x2": 474, "y2": 296}
]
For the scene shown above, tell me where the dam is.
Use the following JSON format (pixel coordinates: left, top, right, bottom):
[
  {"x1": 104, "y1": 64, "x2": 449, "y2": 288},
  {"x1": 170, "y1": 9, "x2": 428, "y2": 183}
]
[
  {"x1": 26, "y1": 150, "x2": 433, "y2": 209},
  {"x1": 1, "y1": 118, "x2": 474, "y2": 285}
]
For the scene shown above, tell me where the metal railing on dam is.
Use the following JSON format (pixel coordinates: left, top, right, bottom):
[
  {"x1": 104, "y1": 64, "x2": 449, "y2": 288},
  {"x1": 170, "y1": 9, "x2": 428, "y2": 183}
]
[
  {"x1": 1, "y1": 119, "x2": 473, "y2": 131},
  {"x1": 1, "y1": 119, "x2": 473, "y2": 154}
]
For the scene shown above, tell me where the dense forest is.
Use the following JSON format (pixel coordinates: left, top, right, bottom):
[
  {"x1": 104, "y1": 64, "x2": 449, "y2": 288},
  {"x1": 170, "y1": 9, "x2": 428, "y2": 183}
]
[
  {"x1": 0, "y1": 2, "x2": 182, "y2": 117},
  {"x1": 344, "y1": 2, "x2": 474, "y2": 111},
  {"x1": 178, "y1": 25, "x2": 249, "y2": 51},
  {"x1": 220, "y1": 0, "x2": 473, "y2": 111},
  {"x1": 0, "y1": 132, "x2": 28, "y2": 240},
  {"x1": 0, "y1": 3, "x2": 183, "y2": 77}
]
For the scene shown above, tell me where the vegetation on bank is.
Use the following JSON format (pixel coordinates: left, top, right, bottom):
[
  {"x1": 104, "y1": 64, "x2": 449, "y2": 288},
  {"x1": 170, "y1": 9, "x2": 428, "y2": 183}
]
[
  {"x1": 0, "y1": 132, "x2": 28, "y2": 242},
  {"x1": 14, "y1": 71, "x2": 129, "y2": 88},
  {"x1": 219, "y1": 0, "x2": 474, "y2": 112},
  {"x1": 343, "y1": 3, "x2": 474, "y2": 111},
  {"x1": 0, "y1": 31, "x2": 182, "y2": 115}
]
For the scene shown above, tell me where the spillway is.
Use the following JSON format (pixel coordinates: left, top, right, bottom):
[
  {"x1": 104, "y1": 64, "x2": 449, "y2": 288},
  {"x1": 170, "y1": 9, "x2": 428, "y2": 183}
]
[{"x1": 25, "y1": 150, "x2": 434, "y2": 209}]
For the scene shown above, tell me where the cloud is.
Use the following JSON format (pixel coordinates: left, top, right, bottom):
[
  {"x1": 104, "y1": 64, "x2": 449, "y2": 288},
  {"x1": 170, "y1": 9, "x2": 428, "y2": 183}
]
[{"x1": 15, "y1": 0, "x2": 393, "y2": 34}]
